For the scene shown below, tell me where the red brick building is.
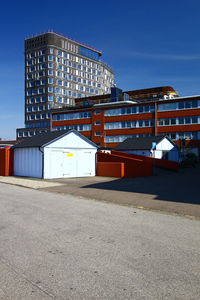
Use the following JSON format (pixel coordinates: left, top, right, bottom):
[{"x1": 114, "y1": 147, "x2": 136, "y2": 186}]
[{"x1": 50, "y1": 86, "x2": 200, "y2": 151}]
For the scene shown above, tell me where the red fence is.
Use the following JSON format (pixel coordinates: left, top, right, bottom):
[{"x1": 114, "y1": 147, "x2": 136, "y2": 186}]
[
  {"x1": 0, "y1": 148, "x2": 14, "y2": 176},
  {"x1": 96, "y1": 162, "x2": 124, "y2": 178},
  {"x1": 97, "y1": 152, "x2": 153, "y2": 178},
  {"x1": 111, "y1": 150, "x2": 179, "y2": 171}
]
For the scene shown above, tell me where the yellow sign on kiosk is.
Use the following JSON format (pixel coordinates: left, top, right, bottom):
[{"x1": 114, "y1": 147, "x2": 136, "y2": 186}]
[{"x1": 66, "y1": 153, "x2": 74, "y2": 157}]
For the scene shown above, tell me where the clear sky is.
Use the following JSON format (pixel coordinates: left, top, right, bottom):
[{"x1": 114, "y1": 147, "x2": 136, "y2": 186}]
[{"x1": 0, "y1": 0, "x2": 200, "y2": 140}]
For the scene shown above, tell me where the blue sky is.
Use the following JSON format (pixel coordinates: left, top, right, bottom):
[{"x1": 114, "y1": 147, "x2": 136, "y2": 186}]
[{"x1": 0, "y1": 0, "x2": 200, "y2": 139}]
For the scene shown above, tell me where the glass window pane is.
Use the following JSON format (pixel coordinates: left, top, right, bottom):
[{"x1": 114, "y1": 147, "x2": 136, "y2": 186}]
[
  {"x1": 139, "y1": 120, "x2": 143, "y2": 127},
  {"x1": 178, "y1": 102, "x2": 184, "y2": 109},
  {"x1": 139, "y1": 106, "x2": 143, "y2": 113},
  {"x1": 191, "y1": 116, "x2": 198, "y2": 123},
  {"x1": 185, "y1": 101, "x2": 191, "y2": 109},
  {"x1": 132, "y1": 107, "x2": 136, "y2": 114},
  {"x1": 185, "y1": 117, "x2": 191, "y2": 124},
  {"x1": 192, "y1": 100, "x2": 198, "y2": 108},
  {"x1": 171, "y1": 118, "x2": 176, "y2": 125},
  {"x1": 164, "y1": 119, "x2": 170, "y2": 126},
  {"x1": 178, "y1": 117, "x2": 184, "y2": 124}
]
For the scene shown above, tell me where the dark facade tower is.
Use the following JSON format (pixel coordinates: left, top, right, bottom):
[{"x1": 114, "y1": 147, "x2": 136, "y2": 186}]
[{"x1": 17, "y1": 31, "x2": 115, "y2": 138}]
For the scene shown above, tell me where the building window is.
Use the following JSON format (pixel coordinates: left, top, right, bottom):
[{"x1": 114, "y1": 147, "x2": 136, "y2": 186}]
[
  {"x1": 48, "y1": 78, "x2": 53, "y2": 84},
  {"x1": 104, "y1": 105, "x2": 154, "y2": 117},
  {"x1": 104, "y1": 120, "x2": 154, "y2": 129},
  {"x1": 158, "y1": 116, "x2": 200, "y2": 126},
  {"x1": 53, "y1": 124, "x2": 91, "y2": 132},
  {"x1": 52, "y1": 111, "x2": 92, "y2": 121},
  {"x1": 48, "y1": 95, "x2": 53, "y2": 101},
  {"x1": 55, "y1": 87, "x2": 61, "y2": 94},
  {"x1": 95, "y1": 131, "x2": 101, "y2": 136},
  {"x1": 95, "y1": 110, "x2": 101, "y2": 115},
  {"x1": 158, "y1": 100, "x2": 200, "y2": 111},
  {"x1": 58, "y1": 50, "x2": 63, "y2": 57},
  {"x1": 79, "y1": 46, "x2": 100, "y2": 61},
  {"x1": 105, "y1": 134, "x2": 152, "y2": 143},
  {"x1": 95, "y1": 121, "x2": 101, "y2": 125},
  {"x1": 29, "y1": 98, "x2": 34, "y2": 104}
]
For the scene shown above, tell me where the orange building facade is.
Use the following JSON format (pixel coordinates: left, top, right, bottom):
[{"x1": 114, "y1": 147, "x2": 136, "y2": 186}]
[{"x1": 51, "y1": 87, "x2": 200, "y2": 149}]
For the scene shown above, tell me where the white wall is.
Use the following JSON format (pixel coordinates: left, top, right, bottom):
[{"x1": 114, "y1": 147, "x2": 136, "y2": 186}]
[
  {"x1": 154, "y1": 149, "x2": 179, "y2": 162},
  {"x1": 156, "y1": 139, "x2": 174, "y2": 151},
  {"x1": 155, "y1": 139, "x2": 179, "y2": 162},
  {"x1": 46, "y1": 132, "x2": 96, "y2": 150},
  {"x1": 14, "y1": 148, "x2": 43, "y2": 178}
]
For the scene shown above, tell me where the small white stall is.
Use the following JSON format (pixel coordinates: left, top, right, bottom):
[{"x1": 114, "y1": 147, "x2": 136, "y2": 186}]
[
  {"x1": 115, "y1": 136, "x2": 180, "y2": 162},
  {"x1": 14, "y1": 130, "x2": 98, "y2": 179}
]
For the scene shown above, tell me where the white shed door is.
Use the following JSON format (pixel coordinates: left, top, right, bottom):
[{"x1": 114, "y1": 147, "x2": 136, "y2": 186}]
[
  {"x1": 63, "y1": 151, "x2": 76, "y2": 177},
  {"x1": 63, "y1": 150, "x2": 93, "y2": 177},
  {"x1": 49, "y1": 151, "x2": 63, "y2": 178},
  {"x1": 76, "y1": 151, "x2": 92, "y2": 176}
]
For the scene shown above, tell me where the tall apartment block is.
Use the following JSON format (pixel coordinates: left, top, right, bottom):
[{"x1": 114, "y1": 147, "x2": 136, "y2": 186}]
[{"x1": 17, "y1": 31, "x2": 115, "y2": 138}]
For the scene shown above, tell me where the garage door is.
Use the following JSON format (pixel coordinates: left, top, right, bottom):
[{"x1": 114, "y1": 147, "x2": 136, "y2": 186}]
[
  {"x1": 63, "y1": 150, "x2": 93, "y2": 178},
  {"x1": 63, "y1": 151, "x2": 76, "y2": 177},
  {"x1": 48, "y1": 149, "x2": 94, "y2": 178},
  {"x1": 76, "y1": 151, "x2": 93, "y2": 177}
]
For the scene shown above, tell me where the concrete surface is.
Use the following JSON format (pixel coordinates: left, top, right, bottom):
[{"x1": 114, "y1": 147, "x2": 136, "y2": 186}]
[
  {"x1": 0, "y1": 164, "x2": 199, "y2": 219},
  {"x1": 0, "y1": 183, "x2": 200, "y2": 300},
  {"x1": 0, "y1": 176, "x2": 63, "y2": 189},
  {"x1": 42, "y1": 165, "x2": 200, "y2": 219}
]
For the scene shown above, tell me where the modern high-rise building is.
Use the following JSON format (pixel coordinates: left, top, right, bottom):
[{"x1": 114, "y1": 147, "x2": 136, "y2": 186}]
[{"x1": 17, "y1": 31, "x2": 115, "y2": 138}]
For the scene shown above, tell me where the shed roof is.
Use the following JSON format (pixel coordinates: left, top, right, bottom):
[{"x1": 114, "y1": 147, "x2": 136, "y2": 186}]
[
  {"x1": 13, "y1": 130, "x2": 97, "y2": 149},
  {"x1": 115, "y1": 136, "x2": 170, "y2": 151}
]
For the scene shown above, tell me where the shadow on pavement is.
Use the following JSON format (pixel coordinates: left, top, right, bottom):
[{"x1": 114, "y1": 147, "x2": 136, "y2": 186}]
[{"x1": 81, "y1": 166, "x2": 200, "y2": 205}]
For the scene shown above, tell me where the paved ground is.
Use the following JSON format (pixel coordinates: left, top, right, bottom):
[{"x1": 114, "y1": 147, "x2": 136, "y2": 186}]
[
  {"x1": 0, "y1": 164, "x2": 199, "y2": 218},
  {"x1": 0, "y1": 183, "x2": 200, "y2": 300},
  {"x1": 42, "y1": 165, "x2": 200, "y2": 219},
  {"x1": 0, "y1": 176, "x2": 63, "y2": 189}
]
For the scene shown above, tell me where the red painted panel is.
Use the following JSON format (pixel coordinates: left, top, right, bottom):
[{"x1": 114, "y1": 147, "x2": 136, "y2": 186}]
[
  {"x1": 96, "y1": 162, "x2": 124, "y2": 178},
  {"x1": 158, "y1": 109, "x2": 200, "y2": 118},
  {"x1": 158, "y1": 124, "x2": 200, "y2": 133},
  {"x1": 0, "y1": 148, "x2": 13, "y2": 176}
]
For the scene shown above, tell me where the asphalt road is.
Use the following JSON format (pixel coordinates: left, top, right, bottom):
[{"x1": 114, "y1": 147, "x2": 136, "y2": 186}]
[{"x1": 0, "y1": 183, "x2": 200, "y2": 300}]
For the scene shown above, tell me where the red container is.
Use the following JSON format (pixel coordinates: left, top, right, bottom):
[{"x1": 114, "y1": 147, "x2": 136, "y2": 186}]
[{"x1": 0, "y1": 147, "x2": 14, "y2": 176}]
